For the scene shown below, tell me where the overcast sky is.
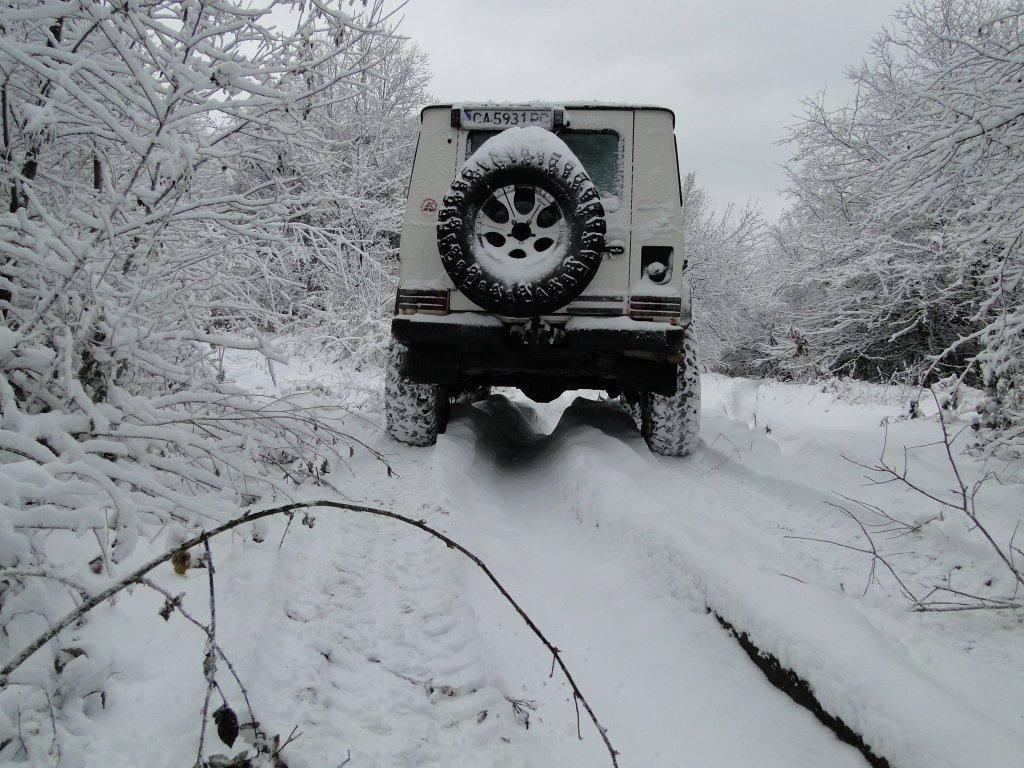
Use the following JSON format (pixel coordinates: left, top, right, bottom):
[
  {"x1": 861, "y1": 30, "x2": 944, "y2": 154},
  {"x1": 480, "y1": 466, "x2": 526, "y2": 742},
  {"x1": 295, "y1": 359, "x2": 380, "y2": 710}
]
[{"x1": 394, "y1": 0, "x2": 906, "y2": 220}]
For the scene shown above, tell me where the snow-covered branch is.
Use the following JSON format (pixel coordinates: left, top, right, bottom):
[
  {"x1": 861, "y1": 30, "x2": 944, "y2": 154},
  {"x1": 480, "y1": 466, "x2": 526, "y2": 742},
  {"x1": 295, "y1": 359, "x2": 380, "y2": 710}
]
[{"x1": 775, "y1": 0, "x2": 1024, "y2": 453}]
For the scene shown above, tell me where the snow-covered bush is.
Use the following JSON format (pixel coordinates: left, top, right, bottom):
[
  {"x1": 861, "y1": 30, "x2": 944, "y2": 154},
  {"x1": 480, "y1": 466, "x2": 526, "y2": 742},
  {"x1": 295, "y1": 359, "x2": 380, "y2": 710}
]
[
  {"x1": 226, "y1": 30, "x2": 430, "y2": 370},
  {"x1": 0, "y1": 1, "x2": 403, "y2": 763},
  {"x1": 776, "y1": 0, "x2": 1024, "y2": 451},
  {"x1": 682, "y1": 173, "x2": 779, "y2": 375}
]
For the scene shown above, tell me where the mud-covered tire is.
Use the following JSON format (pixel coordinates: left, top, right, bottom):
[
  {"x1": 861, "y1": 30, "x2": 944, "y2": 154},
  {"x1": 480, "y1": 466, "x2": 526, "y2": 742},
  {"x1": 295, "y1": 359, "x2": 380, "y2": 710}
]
[
  {"x1": 641, "y1": 325, "x2": 701, "y2": 456},
  {"x1": 385, "y1": 341, "x2": 447, "y2": 447},
  {"x1": 437, "y1": 127, "x2": 606, "y2": 317}
]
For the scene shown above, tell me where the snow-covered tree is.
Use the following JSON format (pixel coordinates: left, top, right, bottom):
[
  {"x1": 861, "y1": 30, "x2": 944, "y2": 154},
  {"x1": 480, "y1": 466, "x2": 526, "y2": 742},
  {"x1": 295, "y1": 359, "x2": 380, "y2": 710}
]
[
  {"x1": 225, "y1": 28, "x2": 430, "y2": 368},
  {"x1": 683, "y1": 172, "x2": 778, "y2": 374},
  {"x1": 0, "y1": 1, "x2": 405, "y2": 762},
  {"x1": 778, "y1": 0, "x2": 1024, "y2": 450}
]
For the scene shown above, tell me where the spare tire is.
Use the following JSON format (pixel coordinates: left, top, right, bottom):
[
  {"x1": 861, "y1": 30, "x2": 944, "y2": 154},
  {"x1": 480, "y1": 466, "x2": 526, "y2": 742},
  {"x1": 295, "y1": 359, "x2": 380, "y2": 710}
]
[{"x1": 437, "y1": 127, "x2": 606, "y2": 317}]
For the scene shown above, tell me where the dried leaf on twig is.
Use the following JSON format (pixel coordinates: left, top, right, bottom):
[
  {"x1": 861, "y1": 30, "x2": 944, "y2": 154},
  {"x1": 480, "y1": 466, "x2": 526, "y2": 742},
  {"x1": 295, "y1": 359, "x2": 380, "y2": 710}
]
[{"x1": 214, "y1": 704, "x2": 240, "y2": 748}]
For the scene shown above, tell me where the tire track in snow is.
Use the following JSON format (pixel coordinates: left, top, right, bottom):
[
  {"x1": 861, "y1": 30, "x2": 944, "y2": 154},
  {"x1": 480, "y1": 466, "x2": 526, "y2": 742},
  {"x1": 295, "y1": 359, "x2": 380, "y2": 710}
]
[
  {"x1": 215, "y1": 469, "x2": 552, "y2": 767},
  {"x1": 433, "y1": 394, "x2": 869, "y2": 768}
]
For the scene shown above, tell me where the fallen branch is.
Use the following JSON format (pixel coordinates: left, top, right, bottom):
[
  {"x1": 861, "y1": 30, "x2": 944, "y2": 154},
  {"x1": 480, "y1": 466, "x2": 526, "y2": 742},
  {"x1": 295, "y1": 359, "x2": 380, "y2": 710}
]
[
  {"x1": 913, "y1": 586, "x2": 1022, "y2": 612},
  {"x1": 787, "y1": 501, "x2": 919, "y2": 602},
  {"x1": 825, "y1": 390, "x2": 1024, "y2": 610}
]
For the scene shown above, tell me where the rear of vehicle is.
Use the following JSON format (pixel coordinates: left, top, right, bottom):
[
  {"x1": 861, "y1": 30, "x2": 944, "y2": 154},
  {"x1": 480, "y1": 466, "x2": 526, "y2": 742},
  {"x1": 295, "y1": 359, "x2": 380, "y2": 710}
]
[{"x1": 387, "y1": 104, "x2": 700, "y2": 455}]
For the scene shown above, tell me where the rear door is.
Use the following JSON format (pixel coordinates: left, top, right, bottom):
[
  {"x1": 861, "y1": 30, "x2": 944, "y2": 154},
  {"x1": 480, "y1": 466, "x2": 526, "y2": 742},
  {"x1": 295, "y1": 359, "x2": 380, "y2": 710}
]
[{"x1": 453, "y1": 107, "x2": 634, "y2": 313}]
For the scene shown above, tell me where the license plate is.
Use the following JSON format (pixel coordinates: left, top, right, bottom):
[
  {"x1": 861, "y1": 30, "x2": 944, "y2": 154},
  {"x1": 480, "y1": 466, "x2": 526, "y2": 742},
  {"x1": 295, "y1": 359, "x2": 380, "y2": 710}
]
[{"x1": 460, "y1": 107, "x2": 555, "y2": 130}]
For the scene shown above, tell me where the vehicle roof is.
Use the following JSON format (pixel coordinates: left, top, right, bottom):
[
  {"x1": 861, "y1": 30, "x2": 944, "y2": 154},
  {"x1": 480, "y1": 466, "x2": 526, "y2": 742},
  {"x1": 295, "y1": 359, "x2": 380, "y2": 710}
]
[{"x1": 423, "y1": 102, "x2": 676, "y2": 127}]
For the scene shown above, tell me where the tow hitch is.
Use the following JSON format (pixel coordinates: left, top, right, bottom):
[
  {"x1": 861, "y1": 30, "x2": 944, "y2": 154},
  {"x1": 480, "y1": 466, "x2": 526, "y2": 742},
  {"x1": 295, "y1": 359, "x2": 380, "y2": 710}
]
[{"x1": 510, "y1": 319, "x2": 565, "y2": 347}]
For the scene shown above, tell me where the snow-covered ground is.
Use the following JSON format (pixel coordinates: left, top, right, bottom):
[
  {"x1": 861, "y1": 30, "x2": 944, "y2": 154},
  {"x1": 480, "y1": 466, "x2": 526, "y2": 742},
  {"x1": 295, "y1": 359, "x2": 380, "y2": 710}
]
[{"x1": 48, "y1": 351, "x2": 1024, "y2": 768}]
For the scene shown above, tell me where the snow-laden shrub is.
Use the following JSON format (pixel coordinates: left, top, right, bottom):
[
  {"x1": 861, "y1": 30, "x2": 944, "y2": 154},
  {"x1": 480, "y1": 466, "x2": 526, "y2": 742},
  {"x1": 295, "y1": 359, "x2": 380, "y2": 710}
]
[
  {"x1": 0, "y1": 1, "x2": 403, "y2": 763},
  {"x1": 221, "y1": 31, "x2": 430, "y2": 372},
  {"x1": 682, "y1": 173, "x2": 780, "y2": 375},
  {"x1": 776, "y1": 0, "x2": 1024, "y2": 452}
]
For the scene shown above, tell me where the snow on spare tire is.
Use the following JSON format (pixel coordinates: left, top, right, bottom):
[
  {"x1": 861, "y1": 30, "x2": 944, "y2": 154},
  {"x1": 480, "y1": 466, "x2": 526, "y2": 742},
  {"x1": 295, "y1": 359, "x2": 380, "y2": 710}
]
[{"x1": 437, "y1": 126, "x2": 606, "y2": 317}]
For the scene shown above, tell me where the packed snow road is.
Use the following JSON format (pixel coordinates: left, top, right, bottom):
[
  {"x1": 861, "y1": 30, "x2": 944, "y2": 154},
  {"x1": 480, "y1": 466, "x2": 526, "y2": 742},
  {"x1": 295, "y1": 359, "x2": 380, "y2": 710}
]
[
  {"x1": 416, "y1": 379, "x2": 1023, "y2": 768},
  {"x1": 77, "y1": 362, "x2": 1024, "y2": 768},
  {"x1": 432, "y1": 393, "x2": 869, "y2": 768}
]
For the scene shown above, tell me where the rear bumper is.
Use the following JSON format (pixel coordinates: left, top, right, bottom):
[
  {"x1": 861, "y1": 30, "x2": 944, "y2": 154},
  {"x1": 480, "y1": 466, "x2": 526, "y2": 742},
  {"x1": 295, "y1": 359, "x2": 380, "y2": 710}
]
[
  {"x1": 391, "y1": 314, "x2": 685, "y2": 353},
  {"x1": 391, "y1": 314, "x2": 685, "y2": 396}
]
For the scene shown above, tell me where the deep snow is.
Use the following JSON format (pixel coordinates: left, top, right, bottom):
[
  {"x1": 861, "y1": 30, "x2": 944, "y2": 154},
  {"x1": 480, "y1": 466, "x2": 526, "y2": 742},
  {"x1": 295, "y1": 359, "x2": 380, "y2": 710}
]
[{"x1": 19, "y1": 349, "x2": 1024, "y2": 768}]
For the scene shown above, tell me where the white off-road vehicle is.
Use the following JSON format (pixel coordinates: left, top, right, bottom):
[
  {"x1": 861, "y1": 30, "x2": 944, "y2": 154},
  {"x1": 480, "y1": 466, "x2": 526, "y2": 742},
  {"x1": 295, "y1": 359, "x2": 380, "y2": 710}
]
[{"x1": 386, "y1": 103, "x2": 700, "y2": 456}]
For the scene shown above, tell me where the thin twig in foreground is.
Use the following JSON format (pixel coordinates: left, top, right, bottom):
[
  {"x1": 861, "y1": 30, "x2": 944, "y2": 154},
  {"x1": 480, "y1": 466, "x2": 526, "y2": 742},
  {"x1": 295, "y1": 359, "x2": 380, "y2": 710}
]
[{"x1": 0, "y1": 500, "x2": 620, "y2": 768}]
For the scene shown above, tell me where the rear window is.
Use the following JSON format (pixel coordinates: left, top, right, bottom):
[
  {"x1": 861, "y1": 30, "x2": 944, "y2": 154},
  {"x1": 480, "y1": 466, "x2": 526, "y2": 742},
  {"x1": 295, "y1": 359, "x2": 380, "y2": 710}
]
[{"x1": 469, "y1": 130, "x2": 621, "y2": 197}]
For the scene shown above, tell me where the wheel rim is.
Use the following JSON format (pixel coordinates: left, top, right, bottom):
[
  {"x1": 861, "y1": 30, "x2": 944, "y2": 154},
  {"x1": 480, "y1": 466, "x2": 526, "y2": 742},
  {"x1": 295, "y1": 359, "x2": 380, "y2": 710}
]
[{"x1": 473, "y1": 184, "x2": 568, "y2": 280}]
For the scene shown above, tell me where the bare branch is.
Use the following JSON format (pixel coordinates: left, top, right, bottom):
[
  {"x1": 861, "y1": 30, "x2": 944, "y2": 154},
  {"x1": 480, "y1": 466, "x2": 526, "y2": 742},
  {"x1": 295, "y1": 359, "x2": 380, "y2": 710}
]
[{"x1": 1, "y1": 500, "x2": 621, "y2": 768}]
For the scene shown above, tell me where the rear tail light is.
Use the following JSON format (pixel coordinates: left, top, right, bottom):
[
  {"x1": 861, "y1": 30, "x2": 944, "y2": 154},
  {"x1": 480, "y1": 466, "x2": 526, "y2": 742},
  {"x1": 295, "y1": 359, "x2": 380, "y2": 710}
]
[
  {"x1": 396, "y1": 288, "x2": 449, "y2": 315},
  {"x1": 564, "y1": 294, "x2": 625, "y2": 316},
  {"x1": 629, "y1": 295, "x2": 681, "y2": 322}
]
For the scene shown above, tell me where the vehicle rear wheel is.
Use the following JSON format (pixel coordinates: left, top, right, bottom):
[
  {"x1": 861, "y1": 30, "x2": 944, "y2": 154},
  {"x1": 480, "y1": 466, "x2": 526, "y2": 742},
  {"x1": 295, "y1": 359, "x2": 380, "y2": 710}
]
[
  {"x1": 385, "y1": 340, "x2": 448, "y2": 447},
  {"x1": 640, "y1": 325, "x2": 701, "y2": 456}
]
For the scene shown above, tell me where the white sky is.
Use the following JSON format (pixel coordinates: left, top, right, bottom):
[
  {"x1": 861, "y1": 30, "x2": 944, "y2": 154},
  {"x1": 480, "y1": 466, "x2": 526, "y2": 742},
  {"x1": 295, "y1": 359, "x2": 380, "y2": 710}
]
[{"x1": 393, "y1": 0, "x2": 906, "y2": 220}]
